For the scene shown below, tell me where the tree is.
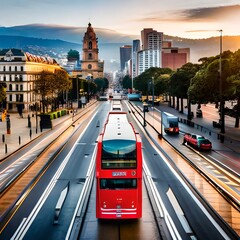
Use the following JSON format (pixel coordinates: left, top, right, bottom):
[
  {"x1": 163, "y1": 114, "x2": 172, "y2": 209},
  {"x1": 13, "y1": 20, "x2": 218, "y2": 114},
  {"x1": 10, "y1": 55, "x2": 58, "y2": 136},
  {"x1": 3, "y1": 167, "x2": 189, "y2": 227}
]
[
  {"x1": 169, "y1": 63, "x2": 200, "y2": 114},
  {"x1": 34, "y1": 69, "x2": 71, "y2": 113},
  {"x1": 134, "y1": 67, "x2": 172, "y2": 96},
  {"x1": 35, "y1": 71, "x2": 54, "y2": 113},
  {"x1": 190, "y1": 52, "x2": 232, "y2": 104},
  {"x1": 94, "y1": 77, "x2": 109, "y2": 95},
  {"x1": 122, "y1": 75, "x2": 132, "y2": 90},
  {"x1": 0, "y1": 82, "x2": 6, "y2": 109},
  {"x1": 54, "y1": 69, "x2": 71, "y2": 108},
  {"x1": 189, "y1": 50, "x2": 240, "y2": 128}
]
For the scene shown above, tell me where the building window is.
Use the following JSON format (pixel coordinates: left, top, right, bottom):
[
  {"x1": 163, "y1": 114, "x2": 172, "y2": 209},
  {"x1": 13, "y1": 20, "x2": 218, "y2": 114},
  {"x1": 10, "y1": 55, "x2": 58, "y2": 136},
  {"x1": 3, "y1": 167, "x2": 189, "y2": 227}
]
[
  {"x1": 9, "y1": 66, "x2": 11, "y2": 71},
  {"x1": 20, "y1": 85, "x2": 23, "y2": 91},
  {"x1": 19, "y1": 75, "x2": 23, "y2": 81},
  {"x1": 9, "y1": 75, "x2": 12, "y2": 81},
  {"x1": 16, "y1": 84, "x2": 19, "y2": 91},
  {"x1": 9, "y1": 95, "x2": 12, "y2": 101},
  {"x1": 88, "y1": 53, "x2": 92, "y2": 59},
  {"x1": 15, "y1": 75, "x2": 18, "y2": 81},
  {"x1": 88, "y1": 64, "x2": 92, "y2": 69},
  {"x1": 3, "y1": 66, "x2": 6, "y2": 71},
  {"x1": 3, "y1": 75, "x2": 6, "y2": 81},
  {"x1": 15, "y1": 66, "x2": 17, "y2": 71},
  {"x1": 89, "y1": 41, "x2": 92, "y2": 49},
  {"x1": 9, "y1": 84, "x2": 12, "y2": 91},
  {"x1": 21, "y1": 66, "x2": 24, "y2": 71}
]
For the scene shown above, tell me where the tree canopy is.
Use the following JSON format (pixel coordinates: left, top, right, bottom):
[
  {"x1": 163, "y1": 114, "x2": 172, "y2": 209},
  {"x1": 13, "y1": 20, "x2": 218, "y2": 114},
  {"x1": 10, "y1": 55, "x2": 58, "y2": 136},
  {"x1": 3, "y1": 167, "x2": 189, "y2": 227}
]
[{"x1": 34, "y1": 69, "x2": 71, "y2": 113}]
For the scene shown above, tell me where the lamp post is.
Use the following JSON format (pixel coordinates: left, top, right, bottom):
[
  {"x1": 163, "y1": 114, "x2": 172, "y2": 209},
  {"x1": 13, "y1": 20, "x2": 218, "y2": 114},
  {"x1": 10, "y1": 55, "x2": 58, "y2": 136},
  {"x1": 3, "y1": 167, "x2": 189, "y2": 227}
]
[
  {"x1": 152, "y1": 77, "x2": 154, "y2": 107},
  {"x1": 87, "y1": 74, "x2": 92, "y2": 103},
  {"x1": 76, "y1": 76, "x2": 79, "y2": 108},
  {"x1": 219, "y1": 30, "x2": 225, "y2": 142}
]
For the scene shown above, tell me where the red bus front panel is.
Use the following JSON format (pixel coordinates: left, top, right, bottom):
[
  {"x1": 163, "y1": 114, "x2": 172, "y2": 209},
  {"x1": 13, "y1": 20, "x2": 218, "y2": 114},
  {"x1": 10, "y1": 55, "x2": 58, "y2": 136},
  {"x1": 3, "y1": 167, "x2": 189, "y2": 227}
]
[{"x1": 96, "y1": 178, "x2": 142, "y2": 219}]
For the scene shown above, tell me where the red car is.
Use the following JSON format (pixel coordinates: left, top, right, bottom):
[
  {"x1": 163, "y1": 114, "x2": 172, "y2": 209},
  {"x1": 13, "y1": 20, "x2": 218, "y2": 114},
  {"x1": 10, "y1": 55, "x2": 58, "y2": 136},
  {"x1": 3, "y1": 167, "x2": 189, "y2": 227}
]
[{"x1": 183, "y1": 133, "x2": 212, "y2": 150}]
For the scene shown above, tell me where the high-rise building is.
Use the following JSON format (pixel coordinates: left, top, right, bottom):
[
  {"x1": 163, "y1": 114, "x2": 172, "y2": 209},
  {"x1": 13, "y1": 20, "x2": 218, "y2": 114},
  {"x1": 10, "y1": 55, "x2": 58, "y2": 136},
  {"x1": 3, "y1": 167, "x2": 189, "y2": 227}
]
[
  {"x1": 162, "y1": 40, "x2": 190, "y2": 70},
  {"x1": 137, "y1": 49, "x2": 161, "y2": 75},
  {"x1": 141, "y1": 28, "x2": 163, "y2": 50},
  {"x1": 139, "y1": 28, "x2": 163, "y2": 74},
  {"x1": 132, "y1": 40, "x2": 140, "y2": 79},
  {"x1": 120, "y1": 45, "x2": 132, "y2": 72}
]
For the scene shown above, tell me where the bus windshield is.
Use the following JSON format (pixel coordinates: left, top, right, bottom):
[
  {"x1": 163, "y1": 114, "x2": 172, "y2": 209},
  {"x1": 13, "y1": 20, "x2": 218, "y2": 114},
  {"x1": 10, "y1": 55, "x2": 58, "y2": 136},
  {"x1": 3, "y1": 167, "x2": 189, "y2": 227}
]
[{"x1": 102, "y1": 139, "x2": 136, "y2": 169}]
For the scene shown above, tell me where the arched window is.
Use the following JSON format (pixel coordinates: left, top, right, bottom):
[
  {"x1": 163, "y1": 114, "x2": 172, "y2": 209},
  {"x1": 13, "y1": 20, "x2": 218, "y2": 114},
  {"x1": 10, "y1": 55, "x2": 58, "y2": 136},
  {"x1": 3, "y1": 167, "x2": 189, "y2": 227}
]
[
  {"x1": 89, "y1": 41, "x2": 92, "y2": 49},
  {"x1": 9, "y1": 84, "x2": 12, "y2": 91},
  {"x1": 88, "y1": 53, "x2": 92, "y2": 59}
]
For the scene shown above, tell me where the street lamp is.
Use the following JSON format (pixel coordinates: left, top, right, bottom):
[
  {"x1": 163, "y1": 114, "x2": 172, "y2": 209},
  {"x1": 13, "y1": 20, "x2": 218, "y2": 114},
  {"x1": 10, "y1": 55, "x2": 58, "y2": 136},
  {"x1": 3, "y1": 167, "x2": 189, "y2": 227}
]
[
  {"x1": 76, "y1": 76, "x2": 79, "y2": 108},
  {"x1": 218, "y1": 30, "x2": 225, "y2": 142},
  {"x1": 152, "y1": 77, "x2": 154, "y2": 107}
]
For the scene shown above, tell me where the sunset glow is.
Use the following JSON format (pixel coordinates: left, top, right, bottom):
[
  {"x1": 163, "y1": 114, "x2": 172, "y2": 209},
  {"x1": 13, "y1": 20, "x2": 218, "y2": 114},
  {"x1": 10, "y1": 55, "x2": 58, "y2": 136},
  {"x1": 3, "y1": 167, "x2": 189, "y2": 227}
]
[{"x1": 1, "y1": 1, "x2": 240, "y2": 39}]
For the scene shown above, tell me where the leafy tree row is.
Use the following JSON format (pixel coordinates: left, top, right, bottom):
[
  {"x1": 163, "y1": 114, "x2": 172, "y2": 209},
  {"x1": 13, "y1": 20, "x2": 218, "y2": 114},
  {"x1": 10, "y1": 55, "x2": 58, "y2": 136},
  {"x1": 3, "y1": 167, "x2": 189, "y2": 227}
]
[{"x1": 132, "y1": 49, "x2": 240, "y2": 128}]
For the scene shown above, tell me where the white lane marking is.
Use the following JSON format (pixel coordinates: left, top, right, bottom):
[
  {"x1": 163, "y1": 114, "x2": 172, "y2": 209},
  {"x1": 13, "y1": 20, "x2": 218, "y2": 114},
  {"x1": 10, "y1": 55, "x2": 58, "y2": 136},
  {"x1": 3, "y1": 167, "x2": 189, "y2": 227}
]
[
  {"x1": 127, "y1": 101, "x2": 231, "y2": 240},
  {"x1": 167, "y1": 188, "x2": 193, "y2": 234},
  {"x1": 10, "y1": 111, "x2": 98, "y2": 240}
]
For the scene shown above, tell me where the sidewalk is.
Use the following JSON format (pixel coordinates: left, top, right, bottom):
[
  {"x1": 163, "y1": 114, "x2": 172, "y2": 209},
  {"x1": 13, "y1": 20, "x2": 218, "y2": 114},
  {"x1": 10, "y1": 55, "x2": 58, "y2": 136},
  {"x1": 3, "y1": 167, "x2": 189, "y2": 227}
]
[
  {"x1": 0, "y1": 111, "x2": 72, "y2": 160},
  {"x1": 156, "y1": 101, "x2": 240, "y2": 156},
  {"x1": 0, "y1": 100, "x2": 97, "y2": 161}
]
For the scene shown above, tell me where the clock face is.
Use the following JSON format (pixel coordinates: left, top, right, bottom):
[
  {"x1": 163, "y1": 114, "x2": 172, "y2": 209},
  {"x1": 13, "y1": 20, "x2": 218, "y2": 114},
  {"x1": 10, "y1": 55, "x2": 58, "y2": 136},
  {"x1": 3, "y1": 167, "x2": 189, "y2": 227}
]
[{"x1": 88, "y1": 64, "x2": 92, "y2": 69}]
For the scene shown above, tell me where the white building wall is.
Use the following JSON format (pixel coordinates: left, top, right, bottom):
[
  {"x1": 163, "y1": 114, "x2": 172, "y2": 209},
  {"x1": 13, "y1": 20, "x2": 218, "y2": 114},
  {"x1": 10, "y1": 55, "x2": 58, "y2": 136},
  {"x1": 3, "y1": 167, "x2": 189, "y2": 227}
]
[
  {"x1": 0, "y1": 50, "x2": 62, "y2": 112},
  {"x1": 137, "y1": 49, "x2": 162, "y2": 75}
]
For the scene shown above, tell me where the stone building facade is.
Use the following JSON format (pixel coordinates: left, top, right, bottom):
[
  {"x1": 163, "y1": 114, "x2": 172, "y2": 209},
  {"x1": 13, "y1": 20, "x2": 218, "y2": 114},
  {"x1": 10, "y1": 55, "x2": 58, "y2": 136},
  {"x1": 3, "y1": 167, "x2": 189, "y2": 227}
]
[{"x1": 0, "y1": 48, "x2": 62, "y2": 112}]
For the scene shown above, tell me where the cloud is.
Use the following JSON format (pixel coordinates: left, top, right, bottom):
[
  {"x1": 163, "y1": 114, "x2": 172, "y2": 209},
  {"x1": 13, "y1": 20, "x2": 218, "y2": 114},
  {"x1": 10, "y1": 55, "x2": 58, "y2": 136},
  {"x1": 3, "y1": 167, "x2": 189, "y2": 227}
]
[{"x1": 138, "y1": 5, "x2": 240, "y2": 22}]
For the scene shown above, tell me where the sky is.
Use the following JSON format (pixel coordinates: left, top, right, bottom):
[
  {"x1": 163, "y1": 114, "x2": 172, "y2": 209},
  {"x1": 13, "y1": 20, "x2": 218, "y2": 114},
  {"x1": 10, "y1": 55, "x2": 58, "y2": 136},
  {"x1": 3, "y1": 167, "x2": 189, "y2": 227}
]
[{"x1": 1, "y1": 0, "x2": 240, "y2": 39}]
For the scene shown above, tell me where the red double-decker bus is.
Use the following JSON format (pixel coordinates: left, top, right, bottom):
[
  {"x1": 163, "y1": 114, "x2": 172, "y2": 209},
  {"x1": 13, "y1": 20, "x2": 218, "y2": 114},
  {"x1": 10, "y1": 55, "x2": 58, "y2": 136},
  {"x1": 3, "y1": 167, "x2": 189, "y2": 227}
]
[{"x1": 96, "y1": 112, "x2": 142, "y2": 219}]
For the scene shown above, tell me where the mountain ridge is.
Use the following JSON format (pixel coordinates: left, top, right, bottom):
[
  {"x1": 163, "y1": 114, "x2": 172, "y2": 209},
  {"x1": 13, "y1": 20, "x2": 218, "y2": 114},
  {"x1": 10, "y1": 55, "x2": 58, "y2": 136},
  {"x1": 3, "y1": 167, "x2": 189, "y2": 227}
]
[{"x1": 1, "y1": 24, "x2": 240, "y2": 71}]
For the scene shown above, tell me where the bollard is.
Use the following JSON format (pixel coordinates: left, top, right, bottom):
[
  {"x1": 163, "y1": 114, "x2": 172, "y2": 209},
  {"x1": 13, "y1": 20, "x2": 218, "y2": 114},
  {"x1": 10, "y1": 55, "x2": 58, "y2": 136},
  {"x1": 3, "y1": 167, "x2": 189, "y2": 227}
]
[
  {"x1": 2, "y1": 134, "x2": 5, "y2": 143},
  {"x1": 19, "y1": 136, "x2": 21, "y2": 145},
  {"x1": 5, "y1": 143, "x2": 7, "y2": 153}
]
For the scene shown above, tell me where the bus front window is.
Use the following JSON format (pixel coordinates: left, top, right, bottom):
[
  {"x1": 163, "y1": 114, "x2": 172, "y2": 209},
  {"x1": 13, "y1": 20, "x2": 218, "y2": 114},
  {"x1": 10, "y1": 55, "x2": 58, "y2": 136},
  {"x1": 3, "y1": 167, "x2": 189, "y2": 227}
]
[{"x1": 102, "y1": 139, "x2": 136, "y2": 169}]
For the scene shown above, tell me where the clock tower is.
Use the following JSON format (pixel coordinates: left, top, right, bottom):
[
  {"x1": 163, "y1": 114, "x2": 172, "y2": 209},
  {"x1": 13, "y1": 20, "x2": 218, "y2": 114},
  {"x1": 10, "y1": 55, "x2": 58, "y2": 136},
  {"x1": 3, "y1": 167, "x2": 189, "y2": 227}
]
[{"x1": 80, "y1": 23, "x2": 104, "y2": 79}]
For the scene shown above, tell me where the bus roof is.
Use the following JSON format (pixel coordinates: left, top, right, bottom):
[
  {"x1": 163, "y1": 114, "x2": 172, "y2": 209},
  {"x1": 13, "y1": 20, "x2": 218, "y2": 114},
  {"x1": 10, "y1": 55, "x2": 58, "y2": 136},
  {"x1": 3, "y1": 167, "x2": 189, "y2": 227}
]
[
  {"x1": 103, "y1": 113, "x2": 136, "y2": 141},
  {"x1": 163, "y1": 112, "x2": 178, "y2": 118}
]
